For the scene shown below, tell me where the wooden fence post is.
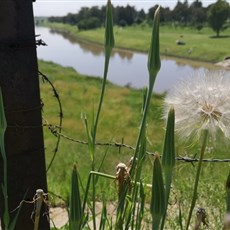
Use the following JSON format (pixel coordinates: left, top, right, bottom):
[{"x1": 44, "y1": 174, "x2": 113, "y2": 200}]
[{"x1": 0, "y1": 0, "x2": 50, "y2": 229}]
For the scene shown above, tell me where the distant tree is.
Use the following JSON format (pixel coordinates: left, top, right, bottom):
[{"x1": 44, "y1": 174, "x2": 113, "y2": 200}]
[
  {"x1": 172, "y1": 0, "x2": 191, "y2": 25},
  {"x1": 114, "y1": 5, "x2": 137, "y2": 26},
  {"x1": 76, "y1": 7, "x2": 90, "y2": 22},
  {"x1": 77, "y1": 17, "x2": 101, "y2": 30},
  {"x1": 114, "y1": 6, "x2": 126, "y2": 25},
  {"x1": 148, "y1": 5, "x2": 172, "y2": 24},
  {"x1": 63, "y1": 13, "x2": 78, "y2": 25},
  {"x1": 190, "y1": 0, "x2": 206, "y2": 31},
  {"x1": 48, "y1": 16, "x2": 64, "y2": 23},
  {"x1": 134, "y1": 9, "x2": 146, "y2": 24},
  {"x1": 207, "y1": 0, "x2": 230, "y2": 37},
  {"x1": 125, "y1": 5, "x2": 136, "y2": 25},
  {"x1": 161, "y1": 7, "x2": 172, "y2": 24}
]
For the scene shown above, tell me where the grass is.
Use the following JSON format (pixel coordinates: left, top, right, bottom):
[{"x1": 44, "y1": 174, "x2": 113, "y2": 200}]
[
  {"x1": 39, "y1": 60, "x2": 165, "y2": 204},
  {"x1": 40, "y1": 22, "x2": 230, "y2": 63},
  {"x1": 39, "y1": 60, "x2": 230, "y2": 228}
]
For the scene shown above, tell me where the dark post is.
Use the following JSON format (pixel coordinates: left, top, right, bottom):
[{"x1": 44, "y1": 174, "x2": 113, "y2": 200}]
[{"x1": 0, "y1": 0, "x2": 49, "y2": 229}]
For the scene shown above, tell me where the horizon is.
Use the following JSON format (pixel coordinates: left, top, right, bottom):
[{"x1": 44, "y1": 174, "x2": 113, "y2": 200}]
[{"x1": 33, "y1": 0, "x2": 219, "y2": 17}]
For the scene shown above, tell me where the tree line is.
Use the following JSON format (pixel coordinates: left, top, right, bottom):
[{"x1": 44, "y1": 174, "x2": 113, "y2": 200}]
[{"x1": 48, "y1": 0, "x2": 230, "y2": 36}]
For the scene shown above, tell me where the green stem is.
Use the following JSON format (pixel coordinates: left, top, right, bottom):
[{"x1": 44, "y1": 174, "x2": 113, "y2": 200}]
[
  {"x1": 1, "y1": 135, "x2": 9, "y2": 230},
  {"x1": 129, "y1": 79, "x2": 155, "y2": 177},
  {"x1": 186, "y1": 129, "x2": 209, "y2": 229},
  {"x1": 90, "y1": 48, "x2": 111, "y2": 230},
  {"x1": 160, "y1": 173, "x2": 172, "y2": 229},
  {"x1": 93, "y1": 49, "x2": 111, "y2": 142}
]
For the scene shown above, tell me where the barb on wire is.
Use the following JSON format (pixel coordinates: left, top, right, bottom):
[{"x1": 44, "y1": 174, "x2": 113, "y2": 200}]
[
  {"x1": 38, "y1": 70, "x2": 63, "y2": 172},
  {"x1": 43, "y1": 122, "x2": 230, "y2": 164}
]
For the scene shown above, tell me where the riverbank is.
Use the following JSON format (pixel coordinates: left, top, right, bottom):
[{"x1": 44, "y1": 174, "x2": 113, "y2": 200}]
[
  {"x1": 39, "y1": 60, "x2": 229, "y2": 229},
  {"x1": 39, "y1": 22, "x2": 230, "y2": 65}
]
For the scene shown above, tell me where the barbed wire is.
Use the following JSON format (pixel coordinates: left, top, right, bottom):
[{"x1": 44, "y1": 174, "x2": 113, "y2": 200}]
[
  {"x1": 38, "y1": 70, "x2": 230, "y2": 165},
  {"x1": 38, "y1": 70, "x2": 63, "y2": 172},
  {"x1": 44, "y1": 123, "x2": 230, "y2": 163}
]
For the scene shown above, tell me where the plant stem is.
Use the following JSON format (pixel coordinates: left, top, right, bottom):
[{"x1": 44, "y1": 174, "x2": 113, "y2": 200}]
[{"x1": 186, "y1": 129, "x2": 209, "y2": 229}]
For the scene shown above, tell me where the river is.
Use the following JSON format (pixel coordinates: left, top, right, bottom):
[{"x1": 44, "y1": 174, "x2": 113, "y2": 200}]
[{"x1": 35, "y1": 27, "x2": 229, "y2": 93}]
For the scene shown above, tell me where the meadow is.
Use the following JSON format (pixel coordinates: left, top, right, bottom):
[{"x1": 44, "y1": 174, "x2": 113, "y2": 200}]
[
  {"x1": 41, "y1": 22, "x2": 230, "y2": 63},
  {"x1": 34, "y1": 10, "x2": 230, "y2": 229},
  {"x1": 39, "y1": 59, "x2": 230, "y2": 229}
]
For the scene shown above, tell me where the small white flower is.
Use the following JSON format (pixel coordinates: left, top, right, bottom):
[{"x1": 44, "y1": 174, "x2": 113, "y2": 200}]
[{"x1": 164, "y1": 71, "x2": 230, "y2": 141}]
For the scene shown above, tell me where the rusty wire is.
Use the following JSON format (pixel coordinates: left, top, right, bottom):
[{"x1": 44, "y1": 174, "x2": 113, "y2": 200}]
[{"x1": 44, "y1": 123, "x2": 230, "y2": 163}]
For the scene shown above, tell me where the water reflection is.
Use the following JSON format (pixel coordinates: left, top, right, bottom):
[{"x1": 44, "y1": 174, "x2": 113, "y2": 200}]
[
  {"x1": 36, "y1": 26, "x2": 229, "y2": 93},
  {"x1": 50, "y1": 29, "x2": 133, "y2": 60}
]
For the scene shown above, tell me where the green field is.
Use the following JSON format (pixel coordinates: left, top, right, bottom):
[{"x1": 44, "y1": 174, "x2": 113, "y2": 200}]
[
  {"x1": 40, "y1": 22, "x2": 230, "y2": 63},
  {"x1": 39, "y1": 60, "x2": 165, "y2": 200},
  {"x1": 39, "y1": 60, "x2": 230, "y2": 228}
]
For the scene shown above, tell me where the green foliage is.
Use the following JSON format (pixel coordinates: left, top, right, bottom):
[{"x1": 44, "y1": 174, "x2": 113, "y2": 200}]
[
  {"x1": 45, "y1": 0, "x2": 229, "y2": 29},
  {"x1": 151, "y1": 154, "x2": 166, "y2": 229},
  {"x1": 208, "y1": 0, "x2": 230, "y2": 37},
  {"x1": 69, "y1": 165, "x2": 83, "y2": 230},
  {"x1": 78, "y1": 17, "x2": 101, "y2": 31}
]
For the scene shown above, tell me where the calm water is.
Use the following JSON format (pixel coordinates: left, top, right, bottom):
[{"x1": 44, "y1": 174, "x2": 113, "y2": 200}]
[{"x1": 35, "y1": 27, "x2": 229, "y2": 93}]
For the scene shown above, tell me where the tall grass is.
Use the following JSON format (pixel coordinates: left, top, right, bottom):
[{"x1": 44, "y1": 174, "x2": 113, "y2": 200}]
[
  {"x1": 38, "y1": 1, "x2": 230, "y2": 229},
  {"x1": 66, "y1": 3, "x2": 175, "y2": 230}
]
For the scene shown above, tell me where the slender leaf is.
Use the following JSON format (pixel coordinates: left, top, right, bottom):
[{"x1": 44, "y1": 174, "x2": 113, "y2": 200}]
[
  {"x1": 161, "y1": 107, "x2": 175, "y2": 229},
  {"x1": 226, "y1": 171, "x2": 230, "y2": 213},
  {"x1": 151, "y1": 154, "x2": 165, "y2": 229},
  {"x1": 69, "y1": 164, "x2": 82, "y2": 230}
]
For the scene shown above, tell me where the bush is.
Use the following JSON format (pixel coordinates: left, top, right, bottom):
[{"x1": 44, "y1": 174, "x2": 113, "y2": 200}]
[{"x1": 77, "y1": 17, "x2": 101, "y2": 30}]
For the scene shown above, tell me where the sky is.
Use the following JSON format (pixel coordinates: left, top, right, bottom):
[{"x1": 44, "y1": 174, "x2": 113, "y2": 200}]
[{"x1": 33, "y1": 0, "x2": 221, "y2": 17}]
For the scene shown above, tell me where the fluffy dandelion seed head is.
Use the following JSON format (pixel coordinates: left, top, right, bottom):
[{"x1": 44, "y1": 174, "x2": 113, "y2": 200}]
[{"x1": 164, "y1": 71, "x2": 230, "y2": 141}]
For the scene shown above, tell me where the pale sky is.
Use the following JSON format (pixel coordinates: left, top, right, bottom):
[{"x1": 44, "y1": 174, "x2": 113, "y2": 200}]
[{"x1": 33, "y1": 0, "x2": 221, "y2": 16}]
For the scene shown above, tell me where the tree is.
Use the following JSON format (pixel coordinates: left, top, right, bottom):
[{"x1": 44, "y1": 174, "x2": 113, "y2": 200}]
[
  {"x1": 172, "y1": 0, "x2": 191, "y2": 25},
  {"x1": 207, "y1": 0, "x2": 230, "y2": 37},
  {"x1": 134, "y1": 9, "x2": 146, "y2": 24},
  {"x1": 190, "y1": 0, "x2": 206, "y2": 31},
  {"x1": 0, "y1": 0, "x2": 49, "y2": 229},
  {"x1": 78, "y1": 17, "x2": 101, "y2": 30}
]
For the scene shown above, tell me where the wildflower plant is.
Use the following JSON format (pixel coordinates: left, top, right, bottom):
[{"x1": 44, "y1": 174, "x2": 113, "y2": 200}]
[{"x1": 164, "y1": 71, "x2": 230, "y2": 228}]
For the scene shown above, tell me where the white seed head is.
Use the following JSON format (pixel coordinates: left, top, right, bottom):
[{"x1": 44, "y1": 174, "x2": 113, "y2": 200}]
[
  {"x1": 116, "y1": 163, "x2": 127, "y2": 173},
  {"x1": 164, "y1": 71, "x2": 230, "y2": 141}
]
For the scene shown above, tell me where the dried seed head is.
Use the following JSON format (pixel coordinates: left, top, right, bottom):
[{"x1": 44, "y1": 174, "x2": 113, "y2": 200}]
[
  {"x1": 195, "y1": 208, "x2": 208, "y2": 229},
  {"x1": 128, "y1": 157, "x2": 138, "y2": 168},
  {"x1": 116, "y1": 163, "x2": 131, "y2": 198},
  {"x1": 116, "y1": 162, "x2": 127, "y2": 173}
]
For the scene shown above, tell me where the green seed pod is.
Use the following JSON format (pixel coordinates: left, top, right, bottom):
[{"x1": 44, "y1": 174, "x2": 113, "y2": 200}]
[
  {"x1": 69, "y1": 164, "x2": 82, "y2": 230},
  {"x1": 151, "y1": 154, "x2": 165, "y2": 229},
  {"x1": 105, "y1": 0, "x2": 115, "y2": 52},
  {"x1": 147, "y1": 6, "x2": 161, "y2": 80},
  {"x1": 162, "y1": 107, "x2": 175, "y2": 171}
]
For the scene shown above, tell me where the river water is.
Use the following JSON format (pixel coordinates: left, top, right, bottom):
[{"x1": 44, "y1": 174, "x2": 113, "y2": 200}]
[{"x1": 35, "y1": 27, "x2": 229, "y2": 93}]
